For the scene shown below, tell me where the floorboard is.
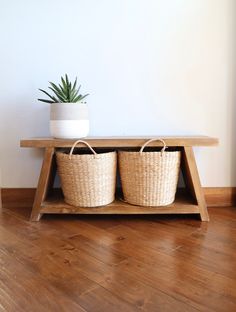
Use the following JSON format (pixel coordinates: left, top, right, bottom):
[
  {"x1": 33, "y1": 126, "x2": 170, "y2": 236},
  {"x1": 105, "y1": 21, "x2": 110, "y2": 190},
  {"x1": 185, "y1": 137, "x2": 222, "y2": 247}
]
[{"x1": 1, "y1": 205, "x2": 236, "y2": 311}]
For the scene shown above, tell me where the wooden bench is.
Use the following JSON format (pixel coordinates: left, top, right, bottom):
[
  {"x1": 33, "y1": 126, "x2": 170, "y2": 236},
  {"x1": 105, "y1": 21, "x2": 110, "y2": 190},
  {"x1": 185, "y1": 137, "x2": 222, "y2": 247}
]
[{"x1": 20, "y1": 136, "x2": 218, "y2": 222}]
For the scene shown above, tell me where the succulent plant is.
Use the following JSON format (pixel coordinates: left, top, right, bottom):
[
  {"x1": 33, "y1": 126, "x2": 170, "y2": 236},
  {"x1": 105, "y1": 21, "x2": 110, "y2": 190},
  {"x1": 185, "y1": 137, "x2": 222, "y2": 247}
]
[{"x1": 38, "y1": 74, "x2": 89, "y2": 103}]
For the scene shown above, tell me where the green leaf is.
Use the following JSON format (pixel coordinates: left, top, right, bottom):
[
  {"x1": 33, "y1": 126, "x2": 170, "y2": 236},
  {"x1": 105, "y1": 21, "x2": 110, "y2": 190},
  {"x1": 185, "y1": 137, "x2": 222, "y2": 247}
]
[
  {"x1": 73, "y1": 93, "x2": 89, "y2": 102},
  {"x1": 49, "y1": 82, "x2": 66, "y2": 98},
  {"x1": 65, "y1": 74, "x2": 69, "y2": 86},
  {"x1": 79, "y1": 94, "x2": 89, "y2": 101},
  {"x1": 39, "y1": 74, "x2": 89, "y2": 104},
  {"x1": 70, "y1": 89, "x2": 80, "y2": 101},
  {"x1": 61, "y1": 76, "x2": 67, "y2": 92},
  {"x1": 68, "y1": 83, "x2": 72, "y2": 101},
  {"x1": 70, "y1": 84, "x2": 81, "y2": 100},
  {"x1": 38, "y1": 89, "x2": 58, "y2": 102},
  {"x1": 61, "y1": 75, "x2": 70, "y2": 100},
  {"x1": 73, "y1": 94, "x2": 82, "y2": 102},
  {"x1": 48, "y1": 87, "x2": 67, "y2": 102},
  {"x1": 38, "y1": 98, "x2": 55, "y2": 103},
  {"x1": 72, "y1": 77, "x2": 77, "y2": 92},
  {"x1": 59, "y1": 84, "x2": 66, "y2": 95}
]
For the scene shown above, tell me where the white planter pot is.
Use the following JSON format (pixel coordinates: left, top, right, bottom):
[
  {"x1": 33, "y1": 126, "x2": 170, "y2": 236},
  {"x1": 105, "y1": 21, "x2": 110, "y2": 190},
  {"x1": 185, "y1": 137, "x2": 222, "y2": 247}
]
[{"x1": 50, "y1": 103, "x2": 89, "y2": 139}]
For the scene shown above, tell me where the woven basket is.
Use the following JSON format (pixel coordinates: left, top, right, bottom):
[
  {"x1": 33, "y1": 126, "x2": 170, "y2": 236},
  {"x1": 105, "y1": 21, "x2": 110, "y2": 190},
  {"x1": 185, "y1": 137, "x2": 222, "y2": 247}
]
[
  {"x1": 119, "y1": 138, "x2": 181, "y2": 206},
  {"x1": 56, "y1": 140, "x2": 117, "y2": 207}
]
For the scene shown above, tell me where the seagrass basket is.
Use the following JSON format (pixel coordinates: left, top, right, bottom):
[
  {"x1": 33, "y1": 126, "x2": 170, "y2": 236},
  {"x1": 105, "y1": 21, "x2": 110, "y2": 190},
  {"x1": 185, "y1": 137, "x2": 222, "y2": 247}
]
[
  {"x1": 119, "y1": 138, "x2": 181, "y2": 206},
  {"x1": 56, "y1": 140, "x2": 117, "y2": 207}
]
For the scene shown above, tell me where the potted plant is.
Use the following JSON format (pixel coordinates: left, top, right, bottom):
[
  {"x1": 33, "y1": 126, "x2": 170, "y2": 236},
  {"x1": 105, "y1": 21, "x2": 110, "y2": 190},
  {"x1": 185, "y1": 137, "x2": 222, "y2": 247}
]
[{"x1": 38, "y1": 74, "x2": 89, "y2": 139}]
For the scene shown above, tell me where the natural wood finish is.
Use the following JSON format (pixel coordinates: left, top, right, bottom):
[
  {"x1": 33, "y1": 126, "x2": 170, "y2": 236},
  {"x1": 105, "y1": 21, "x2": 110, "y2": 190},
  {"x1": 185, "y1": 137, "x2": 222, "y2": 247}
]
[
  {"x1": 204, "y1": 187, "x2": 236, "y2": 207},
  {"x1": 3, "y1": 187, "x2": 236, "y2": 207},
  {"x1": 41, "y1": 190, "x2": 199, "y2": 215},
  {"x1": 1, "y1": 188, "x2": 36, "y2": 207},
  {"x1": 1, "y1": 203, "x2": 236, "y2": 311},
  {"x1": 20, "y1": 136, "x2": 218, "y2": 148},
  {"x1": 19, "y1": 136, "x2": 218, "y2": 221},
  {"x1": 182, "y1": 146, "x2": 209, "y2": 221},
  {"x1": 30, "y1": 147, "x2": 55, "y2": 221},
  {"x1": 47, "y1": 153, "x2": 57, "y2": 193}
]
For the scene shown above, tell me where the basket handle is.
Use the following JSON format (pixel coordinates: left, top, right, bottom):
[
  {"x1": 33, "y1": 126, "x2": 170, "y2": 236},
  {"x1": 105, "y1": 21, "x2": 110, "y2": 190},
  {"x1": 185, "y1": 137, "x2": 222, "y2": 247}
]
[
  {"x1": 140, "y1": 138, "x2": 167, "y2": 154},
  {"x1": 69, "y1": 140, "x2": 97, "y2": 159}
]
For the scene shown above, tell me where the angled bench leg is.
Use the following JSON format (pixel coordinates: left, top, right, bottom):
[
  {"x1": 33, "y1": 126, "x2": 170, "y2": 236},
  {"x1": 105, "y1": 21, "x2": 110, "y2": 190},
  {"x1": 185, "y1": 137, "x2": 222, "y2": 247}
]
[
  {"x1": 181, "y1": 146, "x2": 209, "y2": 221},
  {"x1": 30, "y1": 147, "x2": 55, "y2": 221}
]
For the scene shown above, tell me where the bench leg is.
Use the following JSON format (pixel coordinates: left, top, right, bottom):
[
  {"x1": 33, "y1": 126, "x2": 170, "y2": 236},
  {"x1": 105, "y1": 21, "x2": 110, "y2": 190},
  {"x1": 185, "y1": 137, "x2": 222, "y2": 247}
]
[
  {"x1": 30, "y1": 147, "x2": 55, "y2": 221},
  {"x1": 181, "y1": 146, "x2": 209, "y2": 221}
]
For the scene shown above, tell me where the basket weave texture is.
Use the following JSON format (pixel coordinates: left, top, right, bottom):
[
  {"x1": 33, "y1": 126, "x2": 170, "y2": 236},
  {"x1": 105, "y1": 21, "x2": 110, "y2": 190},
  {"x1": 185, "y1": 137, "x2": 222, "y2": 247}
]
[
  {"x1": 56, "y1": 140, "x2": 117, "y2": 207},
  {"x1": 119, "y1": 139, "x2": 181, "y2": 206}
]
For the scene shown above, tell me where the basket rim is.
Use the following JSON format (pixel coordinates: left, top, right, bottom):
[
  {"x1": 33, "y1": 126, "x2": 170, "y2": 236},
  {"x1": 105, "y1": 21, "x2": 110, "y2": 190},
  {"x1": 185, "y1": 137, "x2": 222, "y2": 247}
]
[
  {"x1": 56, "y1": 150, "x2": 117, "y2": 157},
  {"x1": 118, "y1": 150, "x2": 180, "y2": 154}
]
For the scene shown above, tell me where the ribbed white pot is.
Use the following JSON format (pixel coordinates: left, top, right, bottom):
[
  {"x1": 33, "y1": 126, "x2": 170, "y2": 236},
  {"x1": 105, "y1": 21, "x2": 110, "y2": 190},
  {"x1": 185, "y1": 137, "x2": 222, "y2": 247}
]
[{"x1": 50, "y1": 103, "x2": 89, "y2": 139}]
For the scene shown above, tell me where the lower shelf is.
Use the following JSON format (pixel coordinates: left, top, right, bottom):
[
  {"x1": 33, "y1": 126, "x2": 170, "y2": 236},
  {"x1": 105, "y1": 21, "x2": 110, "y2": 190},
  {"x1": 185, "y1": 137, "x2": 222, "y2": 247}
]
[{"x1": 41, "y1": 190, "x2": 200, "y2": 215}]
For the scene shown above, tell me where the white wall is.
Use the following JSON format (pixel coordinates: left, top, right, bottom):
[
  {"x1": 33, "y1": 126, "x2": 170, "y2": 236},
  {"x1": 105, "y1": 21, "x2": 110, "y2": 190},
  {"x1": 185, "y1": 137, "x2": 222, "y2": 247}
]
[{"x1": 0, "y1": 0, "x2": 235, "y2": 187}]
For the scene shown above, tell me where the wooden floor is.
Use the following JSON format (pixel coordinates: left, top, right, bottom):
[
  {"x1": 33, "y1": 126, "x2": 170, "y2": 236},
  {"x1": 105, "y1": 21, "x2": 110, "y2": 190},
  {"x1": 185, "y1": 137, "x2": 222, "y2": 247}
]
[{"x1": 1, "y1": 205, "x2": 236, "y2": 312}]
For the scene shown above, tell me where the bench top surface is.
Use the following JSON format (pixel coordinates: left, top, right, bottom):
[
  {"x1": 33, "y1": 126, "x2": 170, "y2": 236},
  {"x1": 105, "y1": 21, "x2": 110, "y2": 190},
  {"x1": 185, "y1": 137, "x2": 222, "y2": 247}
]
[{"x1": 20, "y1": 136, "x2": 218, "y2": 148}]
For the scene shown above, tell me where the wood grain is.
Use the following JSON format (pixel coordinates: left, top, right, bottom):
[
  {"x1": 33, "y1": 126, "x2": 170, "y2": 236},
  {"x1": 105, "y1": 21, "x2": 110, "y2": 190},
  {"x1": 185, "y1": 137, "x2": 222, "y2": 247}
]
[
  {"x1": 204, "y1": 187, "x2": 236, "y2": 207},
  {"x1": 19, "y1": 136, "x2": 218, "y2": 221},
  {"x1": 1, "y1": 203, "x2": 236, "y2": 311},
  {"x1": 30, "y1": 147, "x2": 55, "y2": 221},
  {"x1": 182, "y1": 147, "x2": 209, "y2": 221},
  {"x1": 41, "y1": 190, "x2": 199, "y2": 215},
  {"x1": 1, "y1": 188, "x2": 36, "y2": 207},
  {"x1": 3, "y1": 187, "x2": 236, "y2": 207},
  {"x1": 20, "y1": 136, "x2": 218, "y2": 148}
]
